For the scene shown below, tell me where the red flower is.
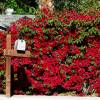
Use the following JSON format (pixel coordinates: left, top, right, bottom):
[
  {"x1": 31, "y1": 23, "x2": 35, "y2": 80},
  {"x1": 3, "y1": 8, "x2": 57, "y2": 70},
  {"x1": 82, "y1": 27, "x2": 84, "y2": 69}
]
[
  {"x1": 63, "y1": 81, "x2": 71, "y2": 89},
  {"x1": 25, "y1": 69, "x2": 31, "y2": 76},
  {"x1": 70, "y1": 45, "x2": 80, "y2": 54},
  {"x1": 8, "y1": 24, "x2": 19, "y2": 34},
  {"x1": 74, "y1": 85, "x2": 82, "y2": 91}
]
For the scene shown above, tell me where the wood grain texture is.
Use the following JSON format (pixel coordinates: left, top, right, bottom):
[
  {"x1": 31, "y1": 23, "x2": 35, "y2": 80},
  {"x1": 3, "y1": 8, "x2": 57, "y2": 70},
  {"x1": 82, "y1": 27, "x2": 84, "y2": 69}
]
[
  {"x1": 4, "y1": 34, "x2": 30, "y2": 96},
  {"x1": 4, "y1": 49, "x2": 31, "y2": 57}
]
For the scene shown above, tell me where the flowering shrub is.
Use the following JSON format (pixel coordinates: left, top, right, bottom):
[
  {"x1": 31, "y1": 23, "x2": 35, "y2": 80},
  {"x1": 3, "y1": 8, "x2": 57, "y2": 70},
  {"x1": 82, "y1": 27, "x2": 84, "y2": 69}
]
[
  {"x1": 0, "y1": 9, "x2": 100, "y2": 96},
  {"x1": 0, "y1": 31, "x2": 6, "y2": 94}
]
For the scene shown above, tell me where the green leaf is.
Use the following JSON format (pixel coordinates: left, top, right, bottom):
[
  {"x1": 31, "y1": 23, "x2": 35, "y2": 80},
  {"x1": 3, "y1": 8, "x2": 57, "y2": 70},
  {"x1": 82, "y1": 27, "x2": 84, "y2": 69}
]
[
  {"x1": 2, "y1": 80, "x2": 6, "y2": 84},
  {"x1": 75, "y1": 33, "x2": 86, "y2": 45},
  {"x1": 79, "y1": 46, "x2": 85, "y2": 50},
  {"x1": 14, "y1": 74, "x2": 17, "y2": 78},
  {"x1": 79, "y1": 46, "x2": 86, "y2": 54},
  {"x1": 48, "y1": 19, "x2": 55, "y2": 25},
  {"x1": 43, "y1": 29, "x2": 49, "y2": 34},
  {"x1": 68, "y1": 37, "x2": 74, "y2": 44},
  {"x1": 73, "y1": 54, "x2": 79, "y2": 59},
  {"x1": 22, "y1": 27, "x2": 30, "y2": 32},
  {"x1": 0, "y1": 70, "x2": 5, "y2": 76},
  {"x1": 80, "y1": 31, "x2": 89, "y2": 38},
  {"x1": 88, "y1": 27, "x2": 99, "y2": 36},
  {"x1": 66, "y1": 75, "x2": 70, "y2": 80},
  {"x1": 31, "y1": 30, "x2": 36, "y2": 35},
  {"x1": 68, "y1": 20, "x2": 79, "y2": 32}
]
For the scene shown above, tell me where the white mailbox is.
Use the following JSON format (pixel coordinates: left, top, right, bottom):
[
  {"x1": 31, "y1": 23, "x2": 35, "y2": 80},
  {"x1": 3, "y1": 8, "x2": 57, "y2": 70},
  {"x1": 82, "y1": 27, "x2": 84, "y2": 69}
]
[{"x1": 14, "y1": 39, "x2": 26, "y2": 52}]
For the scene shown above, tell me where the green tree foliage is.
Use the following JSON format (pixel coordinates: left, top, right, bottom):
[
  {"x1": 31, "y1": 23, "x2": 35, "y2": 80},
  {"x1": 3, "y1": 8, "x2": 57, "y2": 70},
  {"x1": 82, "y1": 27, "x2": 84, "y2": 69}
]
[
  {"x1": 0, "y1": 0, "x2": 100, "y2": 14},
  {"x1": 0, "y1": 0, "x2": 38, "y2": 14},
  {"x1": 54, "y1": 0, "x2": 100, "y2": 12}
]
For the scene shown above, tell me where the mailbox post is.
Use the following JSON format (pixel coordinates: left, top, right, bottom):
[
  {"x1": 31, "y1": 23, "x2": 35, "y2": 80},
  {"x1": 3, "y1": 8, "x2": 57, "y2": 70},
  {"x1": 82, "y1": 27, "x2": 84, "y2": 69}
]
[{"x1": 4, "y1": 34, "x2": 30, "y2": 96}]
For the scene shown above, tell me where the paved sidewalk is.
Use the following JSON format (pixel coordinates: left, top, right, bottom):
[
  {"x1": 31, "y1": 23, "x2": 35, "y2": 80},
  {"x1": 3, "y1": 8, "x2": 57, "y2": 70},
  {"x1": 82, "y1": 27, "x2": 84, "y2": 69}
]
[{"x1": 0, "y1": 95, "x2": 100, "y2": 100}]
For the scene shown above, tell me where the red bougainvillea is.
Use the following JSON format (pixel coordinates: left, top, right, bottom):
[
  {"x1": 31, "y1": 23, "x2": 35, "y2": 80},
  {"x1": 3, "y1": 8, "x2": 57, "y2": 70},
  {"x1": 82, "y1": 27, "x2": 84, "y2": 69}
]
[{"x1": 0, "y1": 9, "x2": 100, "y2": 96}]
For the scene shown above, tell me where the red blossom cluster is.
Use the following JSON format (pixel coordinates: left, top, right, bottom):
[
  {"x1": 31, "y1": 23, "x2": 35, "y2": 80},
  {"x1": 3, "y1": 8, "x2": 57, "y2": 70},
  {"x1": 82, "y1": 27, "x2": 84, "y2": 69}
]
[
  {"x1": 0, "y1": 9, "x2": 100, "y2": 95},
  {"x1": 0, "y1": 31, "x2": 6, "y2": 70}
]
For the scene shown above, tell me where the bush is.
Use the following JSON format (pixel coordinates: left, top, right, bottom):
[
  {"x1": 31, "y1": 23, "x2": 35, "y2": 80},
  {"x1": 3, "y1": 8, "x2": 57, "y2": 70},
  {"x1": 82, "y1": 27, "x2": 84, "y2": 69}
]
[{"x1": 0, "y1": 8, "x2": 100, "y2": 96}]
